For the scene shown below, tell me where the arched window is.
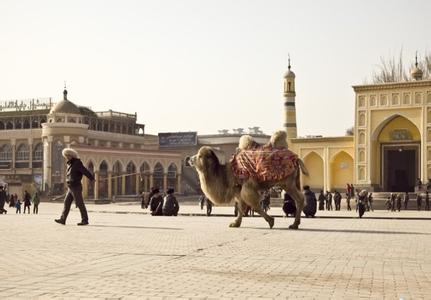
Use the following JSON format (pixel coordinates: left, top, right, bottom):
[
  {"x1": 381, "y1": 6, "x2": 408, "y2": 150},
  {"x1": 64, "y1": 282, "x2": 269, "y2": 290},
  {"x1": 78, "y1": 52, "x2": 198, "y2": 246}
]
[
  {"x1": 31, "y1": 119, "x2": 39, "y2": 128},
  {"x1": 167, "y1": 163, "x2": 177, "y2": 190},
  {"x1": 125, "y1": 161, "x2": 136, "y2": 195},
  {"x1": 23, "y1": 119, "x2": 30, "y2": 129},
  {"x1": 16, "y1": 144, "x2": 29, "y2": 161},
  {"x1": 153, "y1": 162, "x2": 164, "y2": 191},
  {"x1": 6, "y1": 121, "x2": 13, "y2": 130},
  {"x1": 15, "y1": 119, "x2": 22, "y2": 129},
  {"x1": 32, "y1": 143, "x2": 43, "y2": 168},
  {"x1": 0, "y1": 144, "x2": 12, "y2": 169}
]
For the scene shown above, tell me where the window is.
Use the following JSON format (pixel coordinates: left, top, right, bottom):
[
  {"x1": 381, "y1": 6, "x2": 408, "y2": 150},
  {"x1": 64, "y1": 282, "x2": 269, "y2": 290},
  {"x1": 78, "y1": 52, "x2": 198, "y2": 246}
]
[
  {"x1": 33, "y1": 143, "x2": 43, "y2": 161},
  {"x1": 16, "y1": 144, "x2": 29, "y2": 161}
]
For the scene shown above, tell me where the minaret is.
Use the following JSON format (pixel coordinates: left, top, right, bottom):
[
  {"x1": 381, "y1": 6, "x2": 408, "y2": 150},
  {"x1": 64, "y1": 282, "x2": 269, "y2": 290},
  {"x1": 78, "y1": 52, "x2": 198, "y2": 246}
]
[{"x1": 283, "y1": 56, "x2": 297, "y2": 139}]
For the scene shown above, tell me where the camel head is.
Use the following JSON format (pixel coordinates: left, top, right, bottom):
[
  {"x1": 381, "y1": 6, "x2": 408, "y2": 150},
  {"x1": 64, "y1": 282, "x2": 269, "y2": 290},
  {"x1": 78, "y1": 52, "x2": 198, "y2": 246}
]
[{"x1": 188, "y1": 146, "x2": 222, "y2": 175}]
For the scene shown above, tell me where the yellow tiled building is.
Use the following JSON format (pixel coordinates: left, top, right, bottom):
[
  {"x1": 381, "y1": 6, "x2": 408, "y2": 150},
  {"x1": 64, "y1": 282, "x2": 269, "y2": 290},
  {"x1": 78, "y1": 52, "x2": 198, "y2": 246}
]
[{"x1": 285, "y1": 61, "x2": 431, "y2": 192}]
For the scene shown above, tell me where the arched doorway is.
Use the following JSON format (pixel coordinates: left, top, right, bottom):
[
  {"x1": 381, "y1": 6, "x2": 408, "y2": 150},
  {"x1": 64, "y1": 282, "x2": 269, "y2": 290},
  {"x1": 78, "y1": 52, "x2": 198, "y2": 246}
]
[
  {"x1": 86, "y1": 162, "x2": 95, "y2": 198},
  {"x1": 153, "y1": 162, "x2": 164, "y2": 191},
  {"x1": 330, "y1": 151, "x2": 353, "y2": 191},
  {"x1": 302, "y1": 151, "x2": 324, "y2": 190},
  {"x1": 125, "y1": 161, "x2": 136, "y2": 195},
  {"x1": 140, "y1": 162, "x2": 150, "y2": 192},
  {"x1": 167, "y1": 163, "x2": 177, "y2": 190},
  {"x1": 112, "y1": 161, "x2": 122, "y2": 196},
  {"x1": 99, "y1": 161, "x2": 108, "y2": 198},
  {"x1": 372, "y1": 115, "x2": 421, "y2": 192}
]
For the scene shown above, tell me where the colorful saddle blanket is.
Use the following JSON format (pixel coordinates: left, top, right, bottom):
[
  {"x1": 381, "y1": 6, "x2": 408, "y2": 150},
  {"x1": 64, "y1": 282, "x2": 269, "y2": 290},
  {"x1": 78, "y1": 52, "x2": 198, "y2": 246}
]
[{"x1": 230, "y1": 145, "x2": 298, "y2": 182}]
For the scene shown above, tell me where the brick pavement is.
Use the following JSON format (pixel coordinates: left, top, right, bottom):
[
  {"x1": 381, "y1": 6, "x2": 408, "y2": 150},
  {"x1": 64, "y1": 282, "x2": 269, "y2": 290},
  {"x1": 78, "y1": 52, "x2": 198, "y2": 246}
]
[{"x1": 0, "y1": 203, "x2": 430, "y2": 299}]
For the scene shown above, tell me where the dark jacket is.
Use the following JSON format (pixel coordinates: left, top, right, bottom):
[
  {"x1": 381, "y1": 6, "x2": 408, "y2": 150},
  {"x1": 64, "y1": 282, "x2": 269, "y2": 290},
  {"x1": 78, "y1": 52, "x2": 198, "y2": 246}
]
[
  {"x1": 303, "y1": 189, "x2": 317, "y2": 217},
  {"x1": 163, "y1": 194, "x2": 179, "y2": 216},
  {"x1": 24, "y1": 192, "x2": 31, "y2": 205},
  {"x1": 66, "y1": 158, "x2": 94, "y2": 187},
  {"x1": 149, "y1": 194, "x2": 163, "y2": 215},
  {"x1": 0, "y1": 189, "x2": 6, "y2": 208}
]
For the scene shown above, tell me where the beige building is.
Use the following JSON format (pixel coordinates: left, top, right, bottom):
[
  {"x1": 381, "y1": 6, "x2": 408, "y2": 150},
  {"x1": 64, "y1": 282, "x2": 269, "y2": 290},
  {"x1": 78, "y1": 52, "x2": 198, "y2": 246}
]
[
  {"x1": 287, "y1": 59, "x2": 431, "y2": 192},
  {"x1": 0, "y1": 89, "x2": 183, "y2": 199}
]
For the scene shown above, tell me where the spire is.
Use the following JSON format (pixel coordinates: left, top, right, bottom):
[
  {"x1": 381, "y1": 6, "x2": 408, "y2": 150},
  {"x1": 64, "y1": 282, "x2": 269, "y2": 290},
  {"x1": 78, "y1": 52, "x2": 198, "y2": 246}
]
[
  {"x1": 415, "y1": 51, "x2": 419, "y2": 67},
  {"x1": 288, "y1": 54, "x2": 291, "y2": 70},
  {"x1": 63, "y1": 81, "x2": 68, "y2": 101},
  {"x1": 411, "y1": 51, "x2": 423, "y2": 81}
]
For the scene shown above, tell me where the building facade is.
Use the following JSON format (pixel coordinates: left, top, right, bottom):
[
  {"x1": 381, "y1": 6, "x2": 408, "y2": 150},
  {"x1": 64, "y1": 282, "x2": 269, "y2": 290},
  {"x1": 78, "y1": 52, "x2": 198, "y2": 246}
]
[{"x1": 287, "y1": 59, "x2": 431, "y2": 192}]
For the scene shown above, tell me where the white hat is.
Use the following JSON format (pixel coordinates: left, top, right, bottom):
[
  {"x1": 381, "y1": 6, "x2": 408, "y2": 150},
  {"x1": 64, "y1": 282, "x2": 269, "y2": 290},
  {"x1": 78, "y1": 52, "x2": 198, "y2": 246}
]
[{"x1": 62, "y1": 148, "x2": 79, "y2": 159}]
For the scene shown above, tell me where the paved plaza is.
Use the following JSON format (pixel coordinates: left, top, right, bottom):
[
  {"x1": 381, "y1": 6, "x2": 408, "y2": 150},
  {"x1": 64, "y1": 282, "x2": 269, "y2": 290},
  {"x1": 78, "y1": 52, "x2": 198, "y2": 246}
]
[{"x1": 0, "y1": 202, "x2": 430, "y2": 299}]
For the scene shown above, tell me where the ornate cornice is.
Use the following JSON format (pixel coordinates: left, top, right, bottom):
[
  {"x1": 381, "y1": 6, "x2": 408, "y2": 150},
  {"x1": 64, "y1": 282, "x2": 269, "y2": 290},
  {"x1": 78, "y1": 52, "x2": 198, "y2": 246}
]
[{"x1": 352, "y1": 79, "x2": 431, "y2": 92}]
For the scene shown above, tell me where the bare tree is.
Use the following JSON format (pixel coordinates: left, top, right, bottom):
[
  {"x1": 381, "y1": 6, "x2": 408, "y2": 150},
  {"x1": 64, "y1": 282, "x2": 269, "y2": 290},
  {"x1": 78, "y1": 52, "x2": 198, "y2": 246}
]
[
  {"x1": 345, "y1": 126, "x2": 354, "y2": 136},
  {"x1": 371, "y1": 50, "x2": 430, "y2": 83}
]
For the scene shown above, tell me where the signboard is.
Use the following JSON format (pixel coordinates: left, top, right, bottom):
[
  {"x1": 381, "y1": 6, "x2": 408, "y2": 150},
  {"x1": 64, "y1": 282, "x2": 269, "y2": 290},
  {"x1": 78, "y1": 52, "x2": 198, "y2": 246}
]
[
  {"x1": 0, "y1": 98, "x2": 53, "y2": 112},
  {"x1": 158, "y1": 132, "x2": 197, "y2": 147}
]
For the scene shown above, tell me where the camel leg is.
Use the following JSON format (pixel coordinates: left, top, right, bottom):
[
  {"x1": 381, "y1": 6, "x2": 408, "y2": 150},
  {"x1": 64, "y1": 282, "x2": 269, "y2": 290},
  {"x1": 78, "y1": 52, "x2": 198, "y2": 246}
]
[
  {"x1": 287, "y1": 188, "x2": 304, "y2": 229},
  {"x1": 230, "y1": 199, "x2": 245, "y2": 228},
  {"x1": 241, "y1": 181, "x2": 274, "y2": 228}
]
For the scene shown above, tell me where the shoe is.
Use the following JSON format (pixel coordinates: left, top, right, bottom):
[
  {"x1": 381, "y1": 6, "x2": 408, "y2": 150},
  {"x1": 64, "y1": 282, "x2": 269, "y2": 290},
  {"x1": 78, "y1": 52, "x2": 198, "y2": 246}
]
[
  {"x1": 55, "y1": 219, "x2": 65, "y2": 225},
  {"x1": 77, "y1": 221, "x2": 89, "y2": 226}
]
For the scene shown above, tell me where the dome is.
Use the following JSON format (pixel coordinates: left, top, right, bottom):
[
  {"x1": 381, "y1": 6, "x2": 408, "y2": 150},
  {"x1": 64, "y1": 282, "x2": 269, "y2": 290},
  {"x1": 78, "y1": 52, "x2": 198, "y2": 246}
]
[
  {"x1": 50, "y1": 89, "x2": 81, "y2": 114},
  {"x1": 284, "y1": 68, "x2": 296, "y2": 78},
  {"x1": 411, "y1": 66, "x2": 423, "y2": 81},
  {"x1": 411, "y1": 54, "x2": 423, "y2": 81}
]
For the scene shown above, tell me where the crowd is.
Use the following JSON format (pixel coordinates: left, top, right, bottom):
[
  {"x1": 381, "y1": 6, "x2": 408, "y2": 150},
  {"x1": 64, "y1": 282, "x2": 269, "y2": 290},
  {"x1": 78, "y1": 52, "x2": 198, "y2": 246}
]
[
  {"x1": 141, "y1": 187, "x2": 180, "y2": 216},
  {"x1": 385, "y1": 191, "x2": 430, "y2": 211},
  {"x1": 0, "y1": 186, "x2": 40, "y2": 215}
]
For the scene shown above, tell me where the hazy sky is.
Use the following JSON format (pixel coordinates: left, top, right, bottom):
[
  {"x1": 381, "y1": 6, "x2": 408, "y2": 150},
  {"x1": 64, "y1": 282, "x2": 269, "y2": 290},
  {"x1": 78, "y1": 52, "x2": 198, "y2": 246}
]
[{"x1": 1, "y1": 0, "x2": 430, "y2": 136}]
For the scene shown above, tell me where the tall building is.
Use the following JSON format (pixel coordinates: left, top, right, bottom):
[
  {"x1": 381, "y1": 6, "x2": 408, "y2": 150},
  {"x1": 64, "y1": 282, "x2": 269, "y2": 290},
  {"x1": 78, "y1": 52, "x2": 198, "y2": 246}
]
[{"x1": 283, "y1": 57, "x2": 297, "y2": 139}]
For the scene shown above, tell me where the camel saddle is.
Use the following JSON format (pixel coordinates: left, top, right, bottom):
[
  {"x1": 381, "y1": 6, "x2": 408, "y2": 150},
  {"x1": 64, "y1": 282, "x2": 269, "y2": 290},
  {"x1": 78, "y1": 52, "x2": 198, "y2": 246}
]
[{"x1": 230, "y1": 144, "x2": 298, "y2": 182}]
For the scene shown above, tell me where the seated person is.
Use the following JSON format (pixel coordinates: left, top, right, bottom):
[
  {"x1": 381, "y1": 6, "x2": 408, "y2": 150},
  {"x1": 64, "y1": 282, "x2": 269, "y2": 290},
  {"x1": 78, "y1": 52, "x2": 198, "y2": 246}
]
[
  {"x1": 162, "y1": 188, "x2": 179, "y2": 216},
  {"x1": 149, "y1": 188, "x2": 163, "y2": 216}
]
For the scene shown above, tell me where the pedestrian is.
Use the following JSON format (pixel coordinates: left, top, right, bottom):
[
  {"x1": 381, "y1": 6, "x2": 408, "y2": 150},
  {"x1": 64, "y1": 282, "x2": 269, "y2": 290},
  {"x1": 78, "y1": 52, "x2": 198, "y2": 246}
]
[
  {"x1": 396, "y1": 193, "x2": 402, "y2": 212},
  {"x1": 282, "y1": 192, "x2": 296, "y2": 217},
  {"x1": 15, "y1": 199, "x2": 22, "y2": 214},
  {"x1": 8, "y1": 194, "x2": 15, "y2": 208},
  {"x1": 55, "y1": 148, "x2": 95, "y2": 226},
  {"x1": 302, "y1": 185, "x2": 317, "y2": 217},
  {"x1": 368, "y1": 192, "x2": 374, "y2": 211},
  {"x1": 318, "y1": 190, "x2": 325, "y2": 210},
  {"x1": 385, "y1": 196, "x2": 391, "y2": 211},
  {"x1": 0, "y1": 186, "x2": 7, "y2": 214},
  {"x1": 162, "y1": 188, "x2": 179, "y2": 216},
  {"x1": 260, "y1": 190, "x2": 271, "y2": 213},
  {"x1": 358, "y1": 190, "x2": 367, "y2": 218},
  {"x1": 416, "y1": 178, "x2": 423, "y2": 190},
  {"x1": 390, "y1": 193, "x2": 396, "y2": 212},
  {"x1": 404, "y1": 192, "x2": 409, "y2": 210},
  {"x1": 345, "y1": 193, "x2": 352, "y2": 211},
  {"x1": 23, "y1": 190, "x2": 31, "y2": 214},
  {"x1": 425, "y1": 191, "x2": 430, "y2": 211},
  {"x1": 333, "y1": 190, "x2": 342, "y2": 211},
  {"x1": 149, "y1": 188, "x2": 163, "y2": 216},
  {"x1": 346, "y1": 183, "x2": 352, "y2": 199},
  {"x1": 32, "y1": 192, "x2": 40, "y2": 214},
  {"x1": 325, "y1": 191, "x2": 333, "y2": 211},
  {"x1": 416, "y1": 193, "x2": 422, "y2": 211}
]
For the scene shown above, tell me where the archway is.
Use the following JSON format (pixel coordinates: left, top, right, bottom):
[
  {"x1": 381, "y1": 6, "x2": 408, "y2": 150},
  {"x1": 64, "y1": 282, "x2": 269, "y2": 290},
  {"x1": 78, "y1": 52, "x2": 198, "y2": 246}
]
[
  {"x1": 125, "y1": 161, "x2": 136, "y2": 195},
  {"x1": 330, "y1": 151, "x2": 353, "y2": 191},
  {"x1": 86, "y1": 162, "x2": 95, "y2": 198},
  {"x1": 372, "y1": 115, "x2": 421, "y2": 192},
  {"x1": 99, "y1": 161, "x2": 109, "y2": 198},
  {"x1": 302, "y1": 152, "x2": 324, "y2": 191},
  {"x1": 32, "y1": 143, "x2": 43, "y2": 168},
  {"x1": 112, "y1": 161, "x2": 122, "y2": 196},
  {"x1": 153, "y1": 162, "x2": 164, "y2": 191}
]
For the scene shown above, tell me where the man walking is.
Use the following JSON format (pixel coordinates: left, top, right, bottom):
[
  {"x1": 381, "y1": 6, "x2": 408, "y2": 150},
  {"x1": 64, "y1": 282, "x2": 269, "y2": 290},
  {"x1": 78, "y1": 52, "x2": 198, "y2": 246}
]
[
  {"x1": 55, "y1": 148, "x2": 94, "y2": 226},
  {"x1": 0, "y1": 186, "x2": 7, "y2": 214},
  {"x1": 32, "y1": 192, "x2": 40, "y2": 214},
  {"x1": 404, "y1": 192, "x2": 409, "y2": 210}
]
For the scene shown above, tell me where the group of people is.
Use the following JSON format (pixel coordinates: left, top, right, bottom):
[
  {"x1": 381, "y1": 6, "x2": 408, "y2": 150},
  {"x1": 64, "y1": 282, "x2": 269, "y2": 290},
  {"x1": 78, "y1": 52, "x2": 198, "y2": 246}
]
[
  {"x1": 317, "y1": 190, "x2": 345, "y2": 211},
  {"x1": 144, "y1": 187, "x2": 180, "y2": 216},
  {"x1": 386, "y1": 191, "x2": 430, "y2": 211},
  {"x1": 0, "y1": 187, "x2": 40, "y2": 215}
]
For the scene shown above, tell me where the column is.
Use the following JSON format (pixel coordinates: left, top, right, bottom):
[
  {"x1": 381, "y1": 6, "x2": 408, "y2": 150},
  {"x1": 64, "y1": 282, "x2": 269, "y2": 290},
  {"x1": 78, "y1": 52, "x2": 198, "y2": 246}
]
[
  {"x1": 135, "y1": 173, "x2": 140, "y2": 194},
  {"x1": 176, "y1": 174, "x2": 182, "y2": 193},
  {"x1": 163, "y1": 173, "x2": 168, "y2": 191},
  {"x1": 114, "y1": 176, "x2": 118, "y2": 196},
  {"x1": 108, "y1": 171, "x2": 112, "y2": 200},
  {"x1": 28, "y1": 142, "x2": 33, "y2": 169},
  {"x1": 143, "y1": 175, "x2": 148, "y2": 192},
  {"x1": 121, "y1": 174, "x2": 126, "y2": 195},
  {"x1": 43, "y1": 139, "x2": 52, "y2": 191},
  {"x1": 149, "y1": 173, "x2": 154, "y2": 189},
  {"x1": 11, "y1": 142, "x2": 16, "y2": 171},
  {"x1": 94, "y1": 171, "x2": 99, "y2": 199},
  {"x1": 83, "y1": 177, "x2": 88, "y2": 199}
]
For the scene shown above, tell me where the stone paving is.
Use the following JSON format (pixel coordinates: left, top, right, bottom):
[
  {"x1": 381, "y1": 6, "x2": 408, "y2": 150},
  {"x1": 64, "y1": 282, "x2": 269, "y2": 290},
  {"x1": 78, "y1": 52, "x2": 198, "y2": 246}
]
[{"x1": 0, "y1": 203, "x2": 430, "y2": 299}]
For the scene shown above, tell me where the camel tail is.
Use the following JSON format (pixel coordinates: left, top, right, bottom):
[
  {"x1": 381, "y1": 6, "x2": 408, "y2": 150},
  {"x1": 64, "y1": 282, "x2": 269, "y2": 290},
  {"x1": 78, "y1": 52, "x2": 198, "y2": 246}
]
[{"x1": 297, "y1": 159, "x2": 309, "y2": 177}]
